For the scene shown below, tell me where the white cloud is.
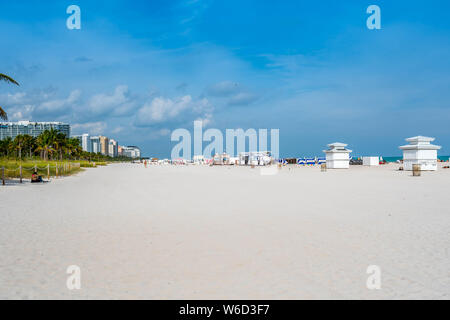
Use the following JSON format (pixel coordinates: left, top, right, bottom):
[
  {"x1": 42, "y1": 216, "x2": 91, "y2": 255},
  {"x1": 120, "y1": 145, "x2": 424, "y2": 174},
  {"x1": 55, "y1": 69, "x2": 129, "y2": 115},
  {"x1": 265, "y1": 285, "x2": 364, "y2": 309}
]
[
  {"x1": 195, "y1": 112, "x2": 213, "y2": 126},
  {"x1": 36, "y1": 89, "x2": 81, "y2": 114},
  {"x1": 88, "y1": 85, "x2": 136, "y2": 117},
  {"x1": 72, "y1": 122, "x2": 107, "y2": 135},
  {"x1": 134, "y1": 94, "x2": 214, "y2": 127},
  {"x1": 0, "y1": 89, "x2": 82, "y2": 121},
  {"x1": 10, "y1": 105, "x2": 34, "y2": 121}
]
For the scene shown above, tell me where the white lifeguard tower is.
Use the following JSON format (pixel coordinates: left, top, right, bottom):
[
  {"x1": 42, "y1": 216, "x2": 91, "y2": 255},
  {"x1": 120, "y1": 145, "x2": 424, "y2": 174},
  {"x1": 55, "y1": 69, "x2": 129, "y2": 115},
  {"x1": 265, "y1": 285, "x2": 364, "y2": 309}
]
[
  {"x1": 399, "y1": 136, "x2": 441, "y2": 171},
  {"x1": 323, "y1": 142, "x2": 352, "y2": 169}
]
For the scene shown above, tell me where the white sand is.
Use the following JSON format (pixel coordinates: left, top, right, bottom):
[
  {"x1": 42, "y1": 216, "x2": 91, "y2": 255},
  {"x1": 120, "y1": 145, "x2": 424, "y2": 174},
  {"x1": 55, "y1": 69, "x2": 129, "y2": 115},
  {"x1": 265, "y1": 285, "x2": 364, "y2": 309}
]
[{"x1": 0, "y1": 163, "x2": 449, "y2": 300}]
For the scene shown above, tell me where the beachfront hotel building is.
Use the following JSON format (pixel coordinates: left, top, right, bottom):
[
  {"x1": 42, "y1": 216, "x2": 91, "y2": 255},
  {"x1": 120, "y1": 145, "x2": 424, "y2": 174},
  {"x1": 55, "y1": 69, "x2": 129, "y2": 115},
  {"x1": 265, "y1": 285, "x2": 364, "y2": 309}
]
[
  {"x1": 99, "y1": 136, "x2": 110, "y2": 156},
  {"x1": 0, "y1": 121, "x2": 70, "y2": 140},
  {"x1": 121, "y1": 146, "x2": 141, "y2": 158},
  {"x1": 73, "y1": 134, "x2": 122, "y2": 157},
  {"x1": 109, "y1": 139, "x2": 119, "y2": 158},
  {"x1": 73, "y1": 133, "x2": 93, "y2": 153},
  {"x1": 90, "y1": 136, "x2": 102, "y2": 154}
]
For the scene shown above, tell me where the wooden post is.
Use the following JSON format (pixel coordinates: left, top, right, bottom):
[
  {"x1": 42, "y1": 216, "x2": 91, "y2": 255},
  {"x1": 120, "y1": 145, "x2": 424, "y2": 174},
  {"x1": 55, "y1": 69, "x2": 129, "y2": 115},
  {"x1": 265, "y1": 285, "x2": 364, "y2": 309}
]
[
  {"x1": 413, "y1": 164, "x2": 421, "y2": 176},
  {"x1": 20, "y1": 165, "x2": 23, "y2": 183},
  {"x1": 47, "y1": 164, "x2": 50, "y2": 181},
  {"x1": 321, "y1": 163, "x2": 327, "y2": 172},
  {"x1": 2, "y1": 167, "x2": 5, "y2": 185}
]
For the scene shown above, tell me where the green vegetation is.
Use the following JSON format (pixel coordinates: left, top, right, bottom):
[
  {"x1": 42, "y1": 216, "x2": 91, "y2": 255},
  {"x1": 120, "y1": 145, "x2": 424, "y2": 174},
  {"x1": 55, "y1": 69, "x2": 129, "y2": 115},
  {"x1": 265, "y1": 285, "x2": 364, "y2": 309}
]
[
  {"x1": 0, "y1": 128, "x2": 132, "y2": 162},
  {"x1": 0, "y1": 160, "x2": 83, "y2": 179},
  {"x1": 1, "y1": 129, "x2": 132, "y2": 181}
]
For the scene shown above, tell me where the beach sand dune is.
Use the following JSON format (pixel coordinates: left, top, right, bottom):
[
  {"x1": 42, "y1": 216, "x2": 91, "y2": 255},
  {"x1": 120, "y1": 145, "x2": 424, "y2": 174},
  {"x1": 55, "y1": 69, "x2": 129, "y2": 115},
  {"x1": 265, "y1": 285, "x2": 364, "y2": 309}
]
[{"x1": 1, "y1": 163, "x2": 449, "y2": 299}]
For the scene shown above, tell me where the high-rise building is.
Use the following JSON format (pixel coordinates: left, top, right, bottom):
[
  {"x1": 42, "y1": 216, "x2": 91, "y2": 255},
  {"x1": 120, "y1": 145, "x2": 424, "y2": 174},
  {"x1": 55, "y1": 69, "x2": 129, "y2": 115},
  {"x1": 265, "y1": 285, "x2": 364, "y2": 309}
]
[
  {"x1": 99, "y1": 136, "x2": 110, "y2": 156},
  {"x1": 108, "y1": 139, "x2": 118, "y2": 157},
  {"x1": 121, "y1": 146, "x2": 141, "y2": 158},
  {"x1": 90, "y1": 136, "x2": 102, "y2": 154},
  {"x1": 0, "y1": 121, "x2": 70, "y2": 140},
  {"x1": 73, "y1": 133, "x2": 92, "y2": 153}
]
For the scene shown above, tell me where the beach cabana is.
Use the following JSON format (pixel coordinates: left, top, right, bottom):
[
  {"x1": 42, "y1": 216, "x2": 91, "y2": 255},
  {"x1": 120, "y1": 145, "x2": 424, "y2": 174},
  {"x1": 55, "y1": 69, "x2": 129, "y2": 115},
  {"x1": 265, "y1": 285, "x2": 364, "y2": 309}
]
[
  {"x1": 399, "y1": 136, "x2": 441, "y2": 171},
  {"x1": 317, "y1": 157, "x2": 326, "y2": 165},
  {"x1": 193, "y1": 155, "x2": 205, "y2": 165},
  {"x1": 249, "y1": 151, "x2": 272, "y2": 166},
  {"x1": 240, "y1": 151, "x2": 272, "y2": 166},
  {"x1": 362, "y1": 157, "x2": 379, "y2": 166},
  {"x1": 213, "y1": 153, "x2": 230, "y2": 165},
  {"x1": 323, "y1": 142, "x2": 352, "y2": 169},
  {"x1": 306, "y1": 158, "x2": 316, "y2": 165},
  {"x1": 239, "y1": 152, "x2": 250, "y2": 165},
  {"x1": 297, "y1": 158, "x2": 306, "y2": 165},
  {"x1": 229, "y1": 157, "x2": 239, "y2": 165}
]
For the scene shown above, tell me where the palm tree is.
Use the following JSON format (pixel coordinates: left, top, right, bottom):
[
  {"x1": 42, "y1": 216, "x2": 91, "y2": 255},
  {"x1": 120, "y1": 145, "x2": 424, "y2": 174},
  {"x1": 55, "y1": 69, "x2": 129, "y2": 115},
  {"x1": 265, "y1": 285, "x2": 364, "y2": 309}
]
[
  {"x1": 66, "y1": 138, "x2": 82, "y2": 159},
  {"x1": 0, "y1": 137, "x2": 11, "y2": 157},
  {"x1": 36, "y1": 129, "x2": 57, "y2": 160},
  {"x1": 22, "y1": 135, "x2": 36, "y2": 159},
  {"x1": 55, "y1": 132, "x2": 67, "y2": 160},
  {"x1": 0, "y1": 73, "x2": 20, "y2": 121},
  {"x1": 0, "y1": 137, "x2": 13, "y2": 158},
  {"x1": 13, "y1": 134, "x2": 26, "y2": 160}
]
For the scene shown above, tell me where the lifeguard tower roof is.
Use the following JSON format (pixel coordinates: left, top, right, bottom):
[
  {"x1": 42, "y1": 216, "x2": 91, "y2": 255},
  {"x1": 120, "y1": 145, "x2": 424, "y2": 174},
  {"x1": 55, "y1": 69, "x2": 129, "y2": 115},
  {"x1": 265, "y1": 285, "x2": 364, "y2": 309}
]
[
  {"x1": 327, "y1": 142, "x2": 348, "y2": 149},
  {"x1": 323, "y1": 142, "x2": 352, "y2": 153},
  {"x1": 400, "y1": 136, "x2": 441, "y2": 150}
]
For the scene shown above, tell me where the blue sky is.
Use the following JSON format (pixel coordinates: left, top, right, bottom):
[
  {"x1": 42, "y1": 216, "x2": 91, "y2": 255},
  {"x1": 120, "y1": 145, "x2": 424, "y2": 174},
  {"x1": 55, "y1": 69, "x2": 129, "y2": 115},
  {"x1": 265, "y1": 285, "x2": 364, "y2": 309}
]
[{"x1": 1, "y1": 0, "x2": 449, "y2": 157}]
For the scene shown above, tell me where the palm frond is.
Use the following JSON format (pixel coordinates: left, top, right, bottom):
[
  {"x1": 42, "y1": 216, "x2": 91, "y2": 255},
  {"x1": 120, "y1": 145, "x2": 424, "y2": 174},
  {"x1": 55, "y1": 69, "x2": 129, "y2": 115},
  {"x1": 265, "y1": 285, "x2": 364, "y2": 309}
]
[
  {"x1": 0, "y1": 106, "x2": 8, "y2": 121},
  {"x1": 0, "y1": 73, "x2": 19, "y2": 86}
]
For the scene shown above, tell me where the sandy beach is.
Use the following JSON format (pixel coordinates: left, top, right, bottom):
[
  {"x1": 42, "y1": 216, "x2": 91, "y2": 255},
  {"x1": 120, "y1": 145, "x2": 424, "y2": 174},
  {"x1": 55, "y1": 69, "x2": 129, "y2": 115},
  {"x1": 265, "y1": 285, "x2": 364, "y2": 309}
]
[{"x1": 0, "y1": 163, "x2": 449, "y2": 300}]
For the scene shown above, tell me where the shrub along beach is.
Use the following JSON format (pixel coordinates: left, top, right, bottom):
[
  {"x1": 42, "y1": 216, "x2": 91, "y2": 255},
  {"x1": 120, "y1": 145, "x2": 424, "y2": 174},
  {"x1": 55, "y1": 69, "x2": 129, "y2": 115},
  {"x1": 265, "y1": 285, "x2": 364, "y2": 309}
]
[{"x1": 0, "y1": 128, "x2": 132, "y2": 183}]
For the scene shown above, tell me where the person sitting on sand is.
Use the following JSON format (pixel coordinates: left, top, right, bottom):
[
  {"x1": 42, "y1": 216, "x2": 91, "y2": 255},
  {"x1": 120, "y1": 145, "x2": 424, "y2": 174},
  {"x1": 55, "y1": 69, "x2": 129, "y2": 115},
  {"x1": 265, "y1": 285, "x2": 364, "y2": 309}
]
[{"x1": 31, "y1": 171, "x2": 43, "y2": 183}]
